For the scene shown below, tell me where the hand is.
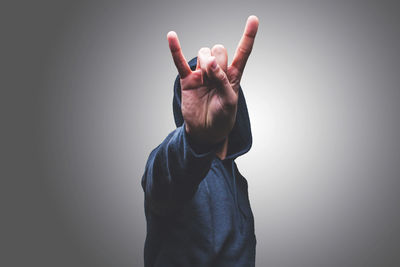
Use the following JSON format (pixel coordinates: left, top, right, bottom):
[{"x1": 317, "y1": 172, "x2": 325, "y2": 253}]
[{"x1": 167, "y1": 15, "x2": 259, "y2": 146}]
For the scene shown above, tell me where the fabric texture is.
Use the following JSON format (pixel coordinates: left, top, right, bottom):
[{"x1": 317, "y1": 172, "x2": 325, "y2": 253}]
[{"x1": 142, "y1": 57, "x2": 256, "y2": 266}]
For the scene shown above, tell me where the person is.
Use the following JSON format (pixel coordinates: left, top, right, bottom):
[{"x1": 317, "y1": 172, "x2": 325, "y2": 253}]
[{"x1": 141, "y1": 15, "x2": 259, "y2": 267}]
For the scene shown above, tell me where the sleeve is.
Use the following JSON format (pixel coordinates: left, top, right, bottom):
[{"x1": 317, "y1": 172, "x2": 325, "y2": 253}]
[{"x1": 141, "y1": 122, "x2": 222, "y2": 216}]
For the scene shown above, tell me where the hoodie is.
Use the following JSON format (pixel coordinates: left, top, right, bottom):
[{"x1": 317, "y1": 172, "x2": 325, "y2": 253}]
[{"x1": 141, "y1": 57, "x2": 256, "y2": 267}]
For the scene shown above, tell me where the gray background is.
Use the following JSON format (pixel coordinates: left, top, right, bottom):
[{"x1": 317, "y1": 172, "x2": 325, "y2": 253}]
[{"x1": 3, "y1": 0, "x2": 400, "y2": 266}]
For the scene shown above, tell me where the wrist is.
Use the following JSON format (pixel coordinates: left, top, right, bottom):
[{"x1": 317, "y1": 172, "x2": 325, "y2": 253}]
[{"x1": 184, "y1": 123, "x2": 225, "y2": 154}]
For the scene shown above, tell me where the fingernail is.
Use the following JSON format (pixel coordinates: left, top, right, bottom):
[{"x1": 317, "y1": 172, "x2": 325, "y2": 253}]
[{"x1": 211, "y1": 59, "x2": 217, "y2": 70}]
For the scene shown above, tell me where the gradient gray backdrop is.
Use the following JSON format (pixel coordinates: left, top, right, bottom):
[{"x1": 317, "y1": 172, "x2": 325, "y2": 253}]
[{"x1": 3, "y1": 0, "x2": 400, "y2": 266}]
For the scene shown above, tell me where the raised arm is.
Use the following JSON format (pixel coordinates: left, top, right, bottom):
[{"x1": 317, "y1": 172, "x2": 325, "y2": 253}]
[
  {"x1": 141, "y1": 124, "x2": 220, "y2": 215},
  {"x1": 142, "y1": 15, "x2": 259, "y2": 215}
]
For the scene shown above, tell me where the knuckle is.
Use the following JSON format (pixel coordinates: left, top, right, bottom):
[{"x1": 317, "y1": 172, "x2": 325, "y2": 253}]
[
  {"x1": 219, "y1": 71, "x2": 228, "y2": 82},
  {"x1": 199, "y1": 47, "x2": 211, "y2": 55},
  {"x1": 212, "y1": 44, "x2": 226, "y2": 54},
  {"x1": 215, "y1": 68, "x2": 224, "y2": 79},
  {"x1": 239, "y1": 45, "x2": 252, "y2": 55}
]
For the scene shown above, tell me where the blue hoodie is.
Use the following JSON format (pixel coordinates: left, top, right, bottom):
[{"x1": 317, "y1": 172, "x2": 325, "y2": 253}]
[{"x1": 142, "y1": 57, "x2": 256, "y2": 266}]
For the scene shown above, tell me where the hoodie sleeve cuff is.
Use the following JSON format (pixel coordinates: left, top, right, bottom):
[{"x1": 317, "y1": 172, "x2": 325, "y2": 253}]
[{"x1": 182, "y1": 122, "x2": 225, "y2": 156}]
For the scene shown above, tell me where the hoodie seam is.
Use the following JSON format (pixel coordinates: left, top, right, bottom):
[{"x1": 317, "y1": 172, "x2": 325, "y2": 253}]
[{"x1": 203, "y1": 176, "x2": 217, "y2": 257}]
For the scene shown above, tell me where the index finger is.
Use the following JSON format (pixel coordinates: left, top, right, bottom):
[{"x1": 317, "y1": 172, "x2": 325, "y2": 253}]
[
  {"x1": 231, "y1": 15, "x2": 259, "y2": 74},
  {"x1": 167, "y1": 31, "x2": 191, "y2": 79}
]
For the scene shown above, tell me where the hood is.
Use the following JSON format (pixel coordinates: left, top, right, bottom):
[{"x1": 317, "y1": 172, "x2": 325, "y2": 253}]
[{"x1": 173, "y1": 56, "x2": 252, "y2": 160}]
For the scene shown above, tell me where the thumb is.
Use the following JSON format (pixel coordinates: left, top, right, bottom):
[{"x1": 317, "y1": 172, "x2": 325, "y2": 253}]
[{"x1": 206, "y1": 56, "x2": 234, "y2": 98}]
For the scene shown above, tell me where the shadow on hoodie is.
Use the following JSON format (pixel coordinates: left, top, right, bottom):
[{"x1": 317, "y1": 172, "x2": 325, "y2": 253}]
[{"x1": 142, "y1": 57, "x2": 256, "y2": 267}]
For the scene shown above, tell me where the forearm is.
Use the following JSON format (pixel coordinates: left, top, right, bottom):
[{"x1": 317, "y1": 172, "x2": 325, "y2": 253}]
[{"x1": 142, "y1": 123, "x2": 218, "y2": 215}]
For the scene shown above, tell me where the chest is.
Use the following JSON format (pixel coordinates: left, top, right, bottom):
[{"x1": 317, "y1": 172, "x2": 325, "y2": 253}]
[{"x1": 180, "y1": 160, "x2": 254, "y2": 236}]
